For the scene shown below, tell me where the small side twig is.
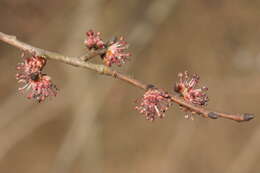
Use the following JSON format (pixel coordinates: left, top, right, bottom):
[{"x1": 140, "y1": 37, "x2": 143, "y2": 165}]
[{"x1": 0, "y1": 31, "x2": 255, "y2": 122}]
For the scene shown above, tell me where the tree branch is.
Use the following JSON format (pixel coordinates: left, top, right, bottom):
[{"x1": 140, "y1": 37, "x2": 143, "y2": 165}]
[{"x1": 0, "y1": 31, "x2": 255, "y2": 122}]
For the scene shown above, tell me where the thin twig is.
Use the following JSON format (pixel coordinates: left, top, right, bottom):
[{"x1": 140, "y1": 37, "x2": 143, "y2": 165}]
[{"x1": 0, "y1": 31, "x2": 255, "y2": 122}]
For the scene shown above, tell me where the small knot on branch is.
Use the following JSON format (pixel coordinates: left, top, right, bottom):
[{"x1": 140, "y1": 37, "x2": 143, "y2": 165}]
[
  {"x1": 146, "y1": 84, "x2": 156, "y2": 90},
  {"x1": 208, "y1": 112, "x2": 219, "y2": 119}
]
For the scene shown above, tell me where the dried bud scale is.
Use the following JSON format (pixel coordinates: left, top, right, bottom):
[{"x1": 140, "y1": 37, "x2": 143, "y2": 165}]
[
  {"x1": 184, "y1": 114, "x2": 194, "y2": 120},
  {"x1": 135, "y1": 89, "x2": 172, "y2": 121},
  {"x1": 179, "y1": 105, "x2": 196, "y2": 120}
]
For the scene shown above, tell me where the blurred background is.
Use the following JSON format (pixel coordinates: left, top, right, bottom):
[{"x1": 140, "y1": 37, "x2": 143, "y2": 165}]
[{"x1": 0, "y1": 0, "x2": 259, "y2": 172}]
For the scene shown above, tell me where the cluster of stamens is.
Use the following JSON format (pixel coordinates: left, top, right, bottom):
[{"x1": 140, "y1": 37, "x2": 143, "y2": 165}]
[
  {"x1": 84, "y1": 30, "x2": 105, "y2": 49},
  {"x1": 84, "y1": 30, "x2": 131, "y2": 67},
  {"x1": 134, "y1": 71, "x2": 209, "y2": 121},
  {"x1": 174, "y1": 71, "x2": 208, "y2": 106},
  {"x1": 16, "y1": 53, "x2": 58, "y2": 102},
  {"x1": 103, "y1": 37, "x2": 131, "y2": 67},
  {"x1": 135, "y1": 88, "x2": 172, "y2": 121}
]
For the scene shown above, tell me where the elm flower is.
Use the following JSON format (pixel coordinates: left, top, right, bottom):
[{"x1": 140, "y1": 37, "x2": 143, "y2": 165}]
[
  {"x1": 16, "y1": 53, "x2": 58, "y2": 102},
  {"x1": 16, "y1": 55, "x2": 46, "y2": 74},
  {"x1": 84, "y1": 30, "x2": 105, "y2": 49},
  {"x1": 174, "y1": 71, "x2": 208, "y2": 106},
  {"x1": 135, "y1": 88, "x2": 172, "y2": 121},
  {"x1": 103, "y1": 36, "x2": 131, "y2": 67},
  {"x1": 17, "y1": 73, "x2": 58, "y2": 102}
]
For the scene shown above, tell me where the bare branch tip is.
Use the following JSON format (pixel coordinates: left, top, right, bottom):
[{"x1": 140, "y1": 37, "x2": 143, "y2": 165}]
[{"x1": 243, "y1": 113, "x2": 255, "y2": 121}]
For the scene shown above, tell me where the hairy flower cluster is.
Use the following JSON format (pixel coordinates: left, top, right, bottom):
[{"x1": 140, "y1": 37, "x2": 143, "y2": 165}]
[
  {"x1": 103, "y1": 36, "x2": 131, "y2": 67},
  {"x1": 135, "y1": 88, "x2": 172, "y2": 121},
  {"x1": 17, "y1": 73, "x2": 58, "y2": 102},
  {"x1": 84, "y1": 30, "x2": 131, "y2": 67},
  {"x1": 16, "y1": 54, "x2": 57, "y2": 102},
  {"x1": 16, "y1": 54, "x2": 46, "y2": 74},
  {"x1": 84, "y1": 30, "x2": 105, "y2": 49},
  {"x1": 174, "y1": 71, "x2": 208, "y2": 106}
]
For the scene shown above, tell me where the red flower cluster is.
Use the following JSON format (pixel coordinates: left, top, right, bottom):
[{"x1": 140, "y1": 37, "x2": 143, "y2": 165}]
[
  {"x1": 174, "y1": 71, "x2": 208, "y2": 106},
  {"x1": 135, "y1": 71, "x2": 209, "y2": 121},
  {"x1": 135, "y1": 88, "x2": 172, "y2": 121},
  {"x1": 103, "y1": 36, "x2": 131, "y2": 67},
  {"x1": 16, "y1": 54, "x2": 57, "y2": 102},
  {"x1": 84, "y1": 30, "x2": 105, "y2": 49},
  {"x1": 84, "y1": 30, "x2": 131, "y2": 67},
  {"x1": 16, "y1": 54, "x2": 46, "y2": 74},
  {"x1": 17, "y1": 73, "x2": 57, "y2": 102}
]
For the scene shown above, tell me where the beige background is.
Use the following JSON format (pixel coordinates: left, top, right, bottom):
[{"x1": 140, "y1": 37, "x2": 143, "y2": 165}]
[{"x1": 0, "y1": 0, "x2": 259, "y2": 173}]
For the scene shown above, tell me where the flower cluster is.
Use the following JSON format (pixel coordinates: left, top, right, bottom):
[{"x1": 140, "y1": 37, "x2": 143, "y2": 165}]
[
  {"x1": 135, "y1": 88, "x2": 172, "y2": 121},
  {"x1": 84, "y1": 30, "x2": 131, "y2": 67},
  {"x1": 83, "y1": 30, "x2": 210, "y2": 121},
  {"x1": 16, "y1": 54, "x2": 46, "y2": 74},
  {"x1": 84, "y1": 30, "x2": 105, "y2": 49},
  {"x1": 174, "y1": 71, "x2": 208, "y2": 106},
  {"x1": 134, "y1": 71, "x2": 209, "y2": 121},
  {"x1": 16, "y1": 54, "x2": 58, "y2": 102},
  {"x1": 103, "y1": 36, "x2": 131, "y2": 67},
  {"x1": 17, "y1": 73, "x2": 58, "y2": 102},
  {"x1": 14, "y1": 30, "x2": 210, "y2": 121}
]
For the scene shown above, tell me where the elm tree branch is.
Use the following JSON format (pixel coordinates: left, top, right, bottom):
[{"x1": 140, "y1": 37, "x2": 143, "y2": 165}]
[{"x1": 0, "y1": 31, "x2": 254, "y2": 122}]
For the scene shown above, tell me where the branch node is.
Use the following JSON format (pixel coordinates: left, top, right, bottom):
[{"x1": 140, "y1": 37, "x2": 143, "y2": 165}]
[
  {"x1": 208, "y1": 112, "x2": 219, "y2": 119},
  {"x1": 112, "y1": 71, "x2": 117, "y2": 78},
  {"x1": 146, "y1": 84, "x2": 155, "y2": 90}
]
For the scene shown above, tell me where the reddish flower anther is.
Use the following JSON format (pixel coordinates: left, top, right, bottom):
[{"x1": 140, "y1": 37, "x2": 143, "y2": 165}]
[
  {"x1": 17, "y1": 73, "x2": 58, "y2": 102},
  {"x1": 135, "y1": 89, "x2": 172, "y2": 121},
  {"x1": 16, "y1": 55, "x2": 46, "y2": 74},
  {"x1": 174, "y1": 71, "x2": 208, "y2": 106},
  {"x1": 103, "y1": 36, "x2": 131, "y2": 67},
  {"x1": 84, "y1": 30, "x2": 105, "y2": 49}
]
